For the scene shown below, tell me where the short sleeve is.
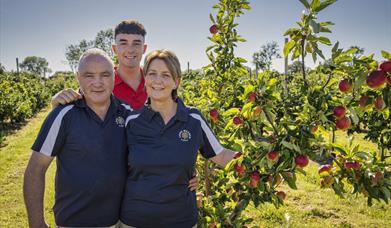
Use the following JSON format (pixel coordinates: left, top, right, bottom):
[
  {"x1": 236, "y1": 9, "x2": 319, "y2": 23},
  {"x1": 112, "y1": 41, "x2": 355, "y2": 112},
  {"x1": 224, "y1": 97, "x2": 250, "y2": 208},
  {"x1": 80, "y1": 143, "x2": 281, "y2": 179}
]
[
  {"x1": 31, "y1": 105, "x2": 73, "y2": 157},
  {"x1": 189, "y1": 108, "x2": 224, "y2": 159}
]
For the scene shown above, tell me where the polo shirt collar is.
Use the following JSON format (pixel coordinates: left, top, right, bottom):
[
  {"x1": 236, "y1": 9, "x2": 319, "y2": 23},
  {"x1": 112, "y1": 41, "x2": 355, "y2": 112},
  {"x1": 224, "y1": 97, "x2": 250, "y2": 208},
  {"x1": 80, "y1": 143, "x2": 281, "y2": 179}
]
[
  {"x1": 176, "y1": 98, "x2": 188, "y2": 122},
  {"x1": 142, "y1": 98, "x2": 188, "y2": 122},
  {"x1": 114, "y1": 67, "x2": 145, "y2": 88}
]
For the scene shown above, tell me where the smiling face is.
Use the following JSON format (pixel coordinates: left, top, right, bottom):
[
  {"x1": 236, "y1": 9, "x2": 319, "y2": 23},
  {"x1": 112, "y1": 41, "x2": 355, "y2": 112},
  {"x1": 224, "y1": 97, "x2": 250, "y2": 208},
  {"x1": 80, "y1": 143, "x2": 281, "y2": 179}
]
[
  {"x1": 112, "y1": 34, "x2": 147, "y2": 69},
  {"x1": 77, "y1": 55, "x2": 114, "y2": 107},
  {"x1": 145, "y1": 59, "x2": 179, "y2": 102}
]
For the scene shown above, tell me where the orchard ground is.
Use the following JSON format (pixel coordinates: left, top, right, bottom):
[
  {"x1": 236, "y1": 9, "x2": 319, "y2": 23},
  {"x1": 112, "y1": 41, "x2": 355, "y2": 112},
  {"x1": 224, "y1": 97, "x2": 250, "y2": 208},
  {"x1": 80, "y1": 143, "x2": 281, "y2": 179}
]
[{"x1": 0, "y1": 108, "x2": 390, "y2": 227}]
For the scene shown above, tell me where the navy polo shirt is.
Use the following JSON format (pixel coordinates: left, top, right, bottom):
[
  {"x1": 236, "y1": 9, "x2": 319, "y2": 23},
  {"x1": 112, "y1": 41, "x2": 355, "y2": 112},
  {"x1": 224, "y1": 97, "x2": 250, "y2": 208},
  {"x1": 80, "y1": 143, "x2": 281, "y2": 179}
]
[
  {"x1": 120, "y1": 99, "x2": 224, "y2": 228},
  {"x1": 31, "y1": 95, "x2": 132, "y2": 227}
]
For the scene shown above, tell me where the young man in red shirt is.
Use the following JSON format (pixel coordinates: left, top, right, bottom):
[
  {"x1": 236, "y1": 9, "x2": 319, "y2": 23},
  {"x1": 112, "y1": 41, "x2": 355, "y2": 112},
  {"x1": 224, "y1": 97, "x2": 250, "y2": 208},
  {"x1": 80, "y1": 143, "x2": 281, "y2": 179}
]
[{"x1": 52, "y1": 20, "x2": 147, "y2": 109}]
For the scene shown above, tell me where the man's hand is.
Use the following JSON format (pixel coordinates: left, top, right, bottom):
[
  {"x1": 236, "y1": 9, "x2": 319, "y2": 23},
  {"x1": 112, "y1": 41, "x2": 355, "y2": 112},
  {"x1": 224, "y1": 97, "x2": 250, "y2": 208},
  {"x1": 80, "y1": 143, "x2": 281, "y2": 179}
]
[
  {"x1": 51, "y1": 89, "x2": 82, "y2": 108},
  {"x1": 188, "y1": 172, "x2": 198, "y2": 191}
]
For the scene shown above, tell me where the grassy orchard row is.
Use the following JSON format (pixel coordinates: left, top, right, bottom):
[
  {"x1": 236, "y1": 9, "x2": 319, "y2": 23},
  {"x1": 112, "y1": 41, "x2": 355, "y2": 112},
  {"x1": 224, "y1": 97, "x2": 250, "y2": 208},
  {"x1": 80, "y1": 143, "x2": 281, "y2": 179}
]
[
  {"x1": 178, "y1": 0, "x2": 391, "y2": 226},
  {"x1": 0, "y1": 71, "x2": 77, "y2": 128}
]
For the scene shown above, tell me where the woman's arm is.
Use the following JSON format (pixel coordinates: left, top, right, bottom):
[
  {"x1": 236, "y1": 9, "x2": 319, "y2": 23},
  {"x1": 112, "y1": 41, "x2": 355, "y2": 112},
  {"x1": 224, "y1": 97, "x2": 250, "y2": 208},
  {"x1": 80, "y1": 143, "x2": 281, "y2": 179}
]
[{"x1": 210, "y1": 148, "x2": 239, "y2": 167}]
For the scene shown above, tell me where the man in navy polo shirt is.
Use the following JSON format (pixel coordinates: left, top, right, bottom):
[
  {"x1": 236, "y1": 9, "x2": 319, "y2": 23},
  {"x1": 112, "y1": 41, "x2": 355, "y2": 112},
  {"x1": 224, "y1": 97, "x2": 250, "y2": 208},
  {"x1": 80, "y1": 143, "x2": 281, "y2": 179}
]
[{"x1": 23, "y1": 48, "x2": 131, "y2": 228}]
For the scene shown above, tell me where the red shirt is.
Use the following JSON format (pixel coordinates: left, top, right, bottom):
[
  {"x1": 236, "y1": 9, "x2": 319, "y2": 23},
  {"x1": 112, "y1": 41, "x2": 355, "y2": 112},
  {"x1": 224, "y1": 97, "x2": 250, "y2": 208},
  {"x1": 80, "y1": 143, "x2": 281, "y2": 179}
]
[{"x1": 113, "y1": 68, "x2": 148, "y2": 110}]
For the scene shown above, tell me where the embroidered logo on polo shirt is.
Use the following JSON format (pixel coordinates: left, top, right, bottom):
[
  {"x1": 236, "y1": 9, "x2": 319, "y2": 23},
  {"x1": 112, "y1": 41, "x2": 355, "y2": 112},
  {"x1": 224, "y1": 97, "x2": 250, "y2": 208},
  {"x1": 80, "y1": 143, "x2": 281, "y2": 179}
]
[
  {"x1": 115, "y1": 116, "x2": 125, "y2": 127},
  {"x1": 179, "y1": 129, "x2": 191, "y2": 142}
]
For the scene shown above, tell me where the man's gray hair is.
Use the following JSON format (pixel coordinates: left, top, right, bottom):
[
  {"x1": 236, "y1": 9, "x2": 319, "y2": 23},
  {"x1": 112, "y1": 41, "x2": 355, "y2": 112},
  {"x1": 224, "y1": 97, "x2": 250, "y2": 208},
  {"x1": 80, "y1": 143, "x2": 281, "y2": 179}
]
[{"x1": 78, "y1": 48, "x2": 114, "y2": 72}]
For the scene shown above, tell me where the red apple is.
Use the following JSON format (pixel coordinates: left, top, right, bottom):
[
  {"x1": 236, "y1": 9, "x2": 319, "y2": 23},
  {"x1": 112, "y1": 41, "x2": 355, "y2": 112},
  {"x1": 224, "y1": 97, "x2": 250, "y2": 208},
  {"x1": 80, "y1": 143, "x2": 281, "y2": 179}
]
[
  {"x1": 336, "y1": 116, "x2": 351, "y2": 130},
  {"x1": 234, "y1": 163, "x2": 245, "y2": 176},
  {"x1": 358, "y1": 96, "x2": 371, "y2": 108},
  {"x1": 339, "y1": 79, "x2": 352, "y2": 92},
  {"x1": 318, "y1": 164, "x2": 333, "y2": 174},
  {"x1": 249, "y1": 171, "x2": 261, "y2": 188},
  {"x1": 333, "y1": 106, "x2": 346, "y2": 119},
  {"x1": 379, "y1": 60, "x2": 391, "y2": 72},
  {"x1": 366, "y1": 70, "x2": 387, "y2": 89},
  {"x1": 233, "y1": 152, "x2": 242, "y2": 159},
  {"x1": 267, "y1": 151, "x2": 279, "y2": 161},
  {"x1": 210, "y1": 108, "x2": 219, "y2": 123},
  {"x1": 253, "y1": 106, "x2": 262, "y2": 116},
  {"x1": 233, "y1": 116, "x2": 243, "y2": 125},
  {"x1": 250, "y1": 171, "x2": 261, "y2": 181},
  {"x1": 374, "y1": 96, "x2": 385, "y2": 110},
  {"x1": 344, "y1": 160, "x2": 360, "y2": 170},
  {"x1": 275, "y1": 191, "x2": 286, "y2": 200},
  {"x1": 209, "y1": 24, "x2": 218, "y2": 34},
  {"x1": 248, "y1": 91, "x2": 257, "y2": 102},
  {"x1": 295, "y1": 155, "x2": 309, "y2": 168}
]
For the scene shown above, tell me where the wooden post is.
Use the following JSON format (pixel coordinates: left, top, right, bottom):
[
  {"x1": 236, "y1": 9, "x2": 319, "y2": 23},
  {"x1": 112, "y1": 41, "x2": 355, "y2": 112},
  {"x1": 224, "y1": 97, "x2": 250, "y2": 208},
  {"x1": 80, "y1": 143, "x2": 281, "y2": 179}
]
[
  {"x1": 16, "y1": 58, "x2": 20, "y2": 75},
  {"x1": 284, "y1": 38, "x2": 289, "y2": 95},
  {"x1": 187, "y1": 61, "x2": 190, "y2": 74}
]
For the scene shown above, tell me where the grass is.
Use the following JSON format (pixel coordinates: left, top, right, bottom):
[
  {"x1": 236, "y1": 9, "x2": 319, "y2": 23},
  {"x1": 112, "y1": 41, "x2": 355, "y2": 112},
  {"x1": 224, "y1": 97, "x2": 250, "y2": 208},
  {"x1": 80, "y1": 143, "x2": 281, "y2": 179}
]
[
  {"x1": 0, "y1": 108, "x2": 390, "y2": 227},
  {"x1": 0, "y1": 107, "x2": 56, "y2": 227}
]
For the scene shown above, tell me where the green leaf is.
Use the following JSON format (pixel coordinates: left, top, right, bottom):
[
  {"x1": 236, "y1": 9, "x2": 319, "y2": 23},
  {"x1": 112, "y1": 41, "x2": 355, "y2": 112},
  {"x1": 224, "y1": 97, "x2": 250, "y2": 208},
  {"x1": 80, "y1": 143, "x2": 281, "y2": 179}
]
[
  {"x1": 282, "y1": 172, "x2": 298, "y2": 190},
  {"x1": 310, "y1": 20, "x2": 320, "y2": 33},
  {"x1": 310, "y1": 0, "x2": 321, "y2": 10},
  {"x1": 281, "y1": 141, "x2": 301, "y2": 152},
  {"x1": 209, "y1": 14, "x2": 215, "y2": 24},
  {"x1": 317, "y1": 36, "x2": 332, "y2": 45},
  {"x1": 350, "y1": 109, "x2": 359, "y2": 125},
  {"x1": 319, "y1": 26, "x2": 332, "y2": 33},
  {"x1": 382, "y1": 187, "x2": 391, "y2": 200},
  {"x1": 332, "y1": 41, "x2": 340, "y2": 54},
  {"x1": 315, "y1": 48, "x2": 326, "y2": 60},
  {"x1": 319, "y1": 21, "x2": 335, "y2": 26},
  {"x1": 299, "y1": 0, "x2": 310, "y2": 9},
  {"x1": 316, "y1": 0, "x2": 337, "y2": 12},
  {"x1": 381, "y1": 50, "x2": 391, "y2": 59},
  {"x1": 283, "y1": 28, "x2": 300, "y2": 36},
  {"x1": 283, "y1": 40, "x2": 295, "y2": 57},
  {"x1": 330, "y1": 143, "x2": 348, "y2": 155},
  {"x1": 223, "y1": 108, "x2": 240, "y2": 117}
]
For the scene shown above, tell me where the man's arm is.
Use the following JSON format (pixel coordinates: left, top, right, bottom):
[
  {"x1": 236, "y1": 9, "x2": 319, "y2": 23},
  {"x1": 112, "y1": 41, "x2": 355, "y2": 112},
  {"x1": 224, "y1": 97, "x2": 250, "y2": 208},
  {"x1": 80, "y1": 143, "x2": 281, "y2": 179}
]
[
  {"x1": 51, "y1": 89, "x2": 81, "y2": 109},
  {"x1": 210, "y1": 148, "x2": 237, "y2": 167},
  {"x1": 23, "y1": 151, "x2": 54, "y2": 228}
]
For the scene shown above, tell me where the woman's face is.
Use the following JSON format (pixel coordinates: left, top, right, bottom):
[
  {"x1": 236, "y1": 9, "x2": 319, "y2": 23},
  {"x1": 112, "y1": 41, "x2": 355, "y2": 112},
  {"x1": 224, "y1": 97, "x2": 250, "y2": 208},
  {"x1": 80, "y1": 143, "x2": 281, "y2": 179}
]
[{"x1": 145, "y1": 59, "x2": 179, "y2": 102}]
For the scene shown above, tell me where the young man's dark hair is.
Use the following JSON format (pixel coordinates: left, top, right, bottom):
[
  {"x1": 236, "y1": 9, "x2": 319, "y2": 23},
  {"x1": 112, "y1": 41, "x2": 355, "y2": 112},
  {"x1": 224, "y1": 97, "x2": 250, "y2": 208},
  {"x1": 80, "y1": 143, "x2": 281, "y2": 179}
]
[{"x1": 114, "y1": 20, "x2": 146, "y2": 38}]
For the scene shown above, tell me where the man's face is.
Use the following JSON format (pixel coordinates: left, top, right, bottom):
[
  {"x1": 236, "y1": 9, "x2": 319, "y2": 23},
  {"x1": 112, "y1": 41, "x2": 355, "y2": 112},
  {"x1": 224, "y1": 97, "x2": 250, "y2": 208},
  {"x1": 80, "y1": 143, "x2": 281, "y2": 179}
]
[
  {"x1": 112, "y1": 34, "x2": 147, "y2": 69},
  {"x1": 77, "y1": 55, "x2": 114, "y2": 106}
]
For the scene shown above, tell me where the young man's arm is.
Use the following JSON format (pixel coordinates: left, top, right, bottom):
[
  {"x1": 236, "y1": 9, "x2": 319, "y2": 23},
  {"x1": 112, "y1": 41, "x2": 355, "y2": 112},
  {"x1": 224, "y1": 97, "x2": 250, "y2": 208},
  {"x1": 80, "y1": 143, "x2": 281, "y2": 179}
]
[
  {"x1": 51, "y1": 89, "x2": 81, "y2": 109},
  {"x1": 23, "y1": 151, "x2": 54, "y2": 228}
]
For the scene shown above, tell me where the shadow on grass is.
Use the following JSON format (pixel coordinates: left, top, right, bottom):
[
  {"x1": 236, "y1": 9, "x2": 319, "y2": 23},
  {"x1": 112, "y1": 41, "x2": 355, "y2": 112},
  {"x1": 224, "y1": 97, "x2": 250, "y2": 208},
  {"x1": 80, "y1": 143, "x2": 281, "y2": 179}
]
[{"x1": 0, "y1": 121, "x2": 28, "y2": 148}]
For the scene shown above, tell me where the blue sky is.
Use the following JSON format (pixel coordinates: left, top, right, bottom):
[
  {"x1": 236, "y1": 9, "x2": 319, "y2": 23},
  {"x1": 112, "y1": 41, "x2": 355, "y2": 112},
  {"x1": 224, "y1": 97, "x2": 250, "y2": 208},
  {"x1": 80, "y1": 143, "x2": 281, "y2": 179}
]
[{"x1": 1, "y1": 0, "x2": 390, "y2": 73}]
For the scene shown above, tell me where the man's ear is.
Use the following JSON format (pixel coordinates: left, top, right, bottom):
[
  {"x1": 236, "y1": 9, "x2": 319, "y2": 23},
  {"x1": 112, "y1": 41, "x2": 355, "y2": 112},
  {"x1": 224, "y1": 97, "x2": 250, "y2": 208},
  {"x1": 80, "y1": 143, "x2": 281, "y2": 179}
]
[
  {"x1": 143, "y1": 43, "x2": 148, "y2": 54},
  {"x1": 112, "y1": 44, "x2": 118, "y2": 55}
]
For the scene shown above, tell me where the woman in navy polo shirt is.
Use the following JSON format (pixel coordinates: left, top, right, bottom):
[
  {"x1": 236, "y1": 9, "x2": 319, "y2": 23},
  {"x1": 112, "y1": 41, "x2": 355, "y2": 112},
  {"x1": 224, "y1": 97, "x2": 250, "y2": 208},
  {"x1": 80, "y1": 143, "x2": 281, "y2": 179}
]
[{"x1": 120, "y1": 49, "x2": 237, "y2": 228}]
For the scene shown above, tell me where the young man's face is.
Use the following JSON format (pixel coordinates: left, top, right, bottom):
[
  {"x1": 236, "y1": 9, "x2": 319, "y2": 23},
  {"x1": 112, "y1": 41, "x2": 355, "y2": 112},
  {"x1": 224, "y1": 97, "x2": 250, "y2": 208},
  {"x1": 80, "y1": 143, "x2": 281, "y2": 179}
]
[
  {"x1": 112, "y1": 34, "x2": 147, "y2": 69},
  {"x1": 77, "y1": 55, "x2": 115, "y2": 106}
]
